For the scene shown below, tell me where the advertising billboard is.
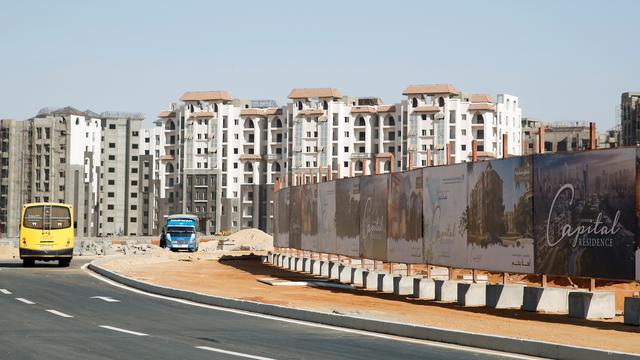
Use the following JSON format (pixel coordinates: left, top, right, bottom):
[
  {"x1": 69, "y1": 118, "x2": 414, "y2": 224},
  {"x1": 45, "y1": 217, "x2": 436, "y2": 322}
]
[
  {"x1": 300, "y1": 184, "x2": 319, "y2": 251},
  {"x1": 274, "y1": 188, "x2": 290, "y2": 248},
  {"x1": 360, "y1": 174, "x2": 388, "y2": 261},
  {"x1": 467, "y1": 157, "x2": 534, "y2": 273},
  {"x1": 387, "y1": 170, "x2": 424, "y2": 263},
  {"x1": 289, "y1": 185, "x2": 302, "y2": 250},
  {"x1": 534, "y1": 148, "x2": 637, "y2": 279},
  {"x1": 423, "y1": 163, "x2": 468, "y2": 268},
  {"x1": 335, "y1": 177, "x2": 360, "y2": 257},
  {"x1": 317, "y1": 181, "x2": 337, "y2": 254}
]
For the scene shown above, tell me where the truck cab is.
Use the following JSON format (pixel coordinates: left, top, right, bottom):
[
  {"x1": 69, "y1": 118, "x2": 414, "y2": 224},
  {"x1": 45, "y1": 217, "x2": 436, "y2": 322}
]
[{"x1": 164, "y1": 214, "x2": 198, "y2": 252}]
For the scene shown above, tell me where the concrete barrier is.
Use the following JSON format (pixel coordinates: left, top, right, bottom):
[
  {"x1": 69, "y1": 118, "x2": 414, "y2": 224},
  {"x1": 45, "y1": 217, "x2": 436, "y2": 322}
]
[
  {"x1": 329, "y1": 261, "x2": 340, "y2": 280},
  {"x1": 523, "y1": 287, "x2": 581, "y2": 314},
  {"x1": 486, "y1": 284, "x2": 524, "y2": 309},
  {"x1": 393, "y1": 276, "x2": 415, "y2": 296},
  {"x1": 280, "y1": 255, "x2": 289, "y2": 268},
  {"x1": 303, "y1": 257, "x2": 312, "y2": 273},
  {"x1": 338, "y1": 264, "x2": 353, "y2": 284},
  {"x1": 88, "y1": 260, "x2": 638, "y2": 360},
  {"x1": 413, "y1": 278, "x2": 435, "y2": 300},
  {"x1": 624, "y1": 297, "x2": 640, "y2": 326},
  {"x1": 294, "y1": 257, "x2": 304, "y2": 272},
  {"x1": 569, "y1": 291, "x2": 615, "y2": 320},
  {"x1": 435, "y1": 280, "x2": 459, "y2": 302},
  {"x1": 319, "y1": 261, "x2": 330, "y2": 278},
  {"x1": 351, "y1": 268, "x2": 365, "y2": 287},
  {"x1": 457, "y1": 283, "x2": 486, "y2": 307},
  {"x1": 377, "y1": 273, "x2": 394, "y2": 293},
  {"x1": 311, "y1": 258, "x2": 322, "y2": 275},
  {"x1": 362, "y1": 270, "x2": 381, "y2": 290}
]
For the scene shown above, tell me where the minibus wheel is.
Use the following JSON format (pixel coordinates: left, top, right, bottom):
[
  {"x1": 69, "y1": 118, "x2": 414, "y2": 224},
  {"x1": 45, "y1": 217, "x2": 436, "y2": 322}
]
[
  {"x1": 22, "y1": 259, "x2": 35, "y2": 267},
  {"x1": 58, "y1": 259, "x2": 71, "y2": 267}
]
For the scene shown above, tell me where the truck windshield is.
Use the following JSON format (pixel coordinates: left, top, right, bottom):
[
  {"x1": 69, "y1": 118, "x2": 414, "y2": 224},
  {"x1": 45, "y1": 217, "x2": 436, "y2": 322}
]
[{"x1": 167, "y1": 227, "x2": 194, "y2": 235}]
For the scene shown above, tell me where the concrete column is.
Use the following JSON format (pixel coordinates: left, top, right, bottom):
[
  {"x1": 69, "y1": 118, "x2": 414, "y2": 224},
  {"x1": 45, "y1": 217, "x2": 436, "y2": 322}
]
[
  {"x1": 471, "y1": 140, "x2": 478, "y2": 162},
  {"x1": 589, "y1": 122, "x2": 597, "y2": 150},
  {"x1": 538, "y1": 127, "x2": 545, "y2": 154}
]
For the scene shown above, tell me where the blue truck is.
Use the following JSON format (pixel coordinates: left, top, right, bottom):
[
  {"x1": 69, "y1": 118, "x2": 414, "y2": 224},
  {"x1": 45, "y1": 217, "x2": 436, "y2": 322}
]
[{"x1": 162, "y1": 214, "x2": 199, "y2": 252}]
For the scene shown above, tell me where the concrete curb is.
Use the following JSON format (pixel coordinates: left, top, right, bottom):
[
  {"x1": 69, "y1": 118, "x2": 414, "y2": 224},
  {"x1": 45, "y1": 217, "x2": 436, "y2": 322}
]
[{"x1": 88, "y1": 259, "x2": 638, "y2": 360}]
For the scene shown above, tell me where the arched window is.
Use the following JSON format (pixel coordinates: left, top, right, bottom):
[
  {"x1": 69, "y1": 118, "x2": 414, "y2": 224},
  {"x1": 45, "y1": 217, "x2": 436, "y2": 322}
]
[
  {"x1": 214, "y1": 103, "x2": 218, "y2": 112},
  {"x1": 75, "y1": 118, "x2": 79, "y2": 125},
  {"x1": 412, "y1": 98, "x2": 418, "y2": 107},
  {"x1": 438, "y1": 97, "x2": 445, "y2": 107},
  {"x1": 272, "y1": 162, "x2": 281, "y2": 172},
  {"x1": 297, "y1": 101, "x2": 303, "y2": 111},
  {"x1": 357, "y1": 117, "x2": 366, "y2": 126},
  {"x1": 475, "y1": 113, "x2": 484, "y2": 124},
  {"x1": 189, "y1": 104, "x2": 194, "y2": 112},
  {"x1": 323, "y1": 101, "x2": 328, "y2": 110},
  {"x1": 513, "y1": 101, "x2": 517, "y2": 110},
  {"x1": 166, "y1": 120, "x2": 175, "y2": 130},
  {"x1": 244, "y1": 162, "x2": 253, "y2": 172},
  {"x1": 387, "y1": 116, "x2": 395, "y2": 126},
  {"x1": 243, "y1": 119, "x2": 254, "y2": 129},
  {"x1": 272, "y1": 117, "x2": 282, "y2": 128},
  {"x1": 383, "y1": 161, "x2": 390, "y2": 171},
  {"x1": 355, "y1": 161, "x2": 363, "y2": 171},
  {"x1": 165, "y1": 163, "x2": 174, "y2": 173}
]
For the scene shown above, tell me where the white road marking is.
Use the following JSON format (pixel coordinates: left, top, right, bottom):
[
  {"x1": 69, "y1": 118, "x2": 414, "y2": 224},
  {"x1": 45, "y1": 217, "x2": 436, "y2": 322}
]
[
  {"x1": 83, "y1": 263, "x2": 540, "y2": 359},
  {"x1": 16, "y1": 298, "x2": 35, "y2": 304},
  {"x1": 46, "y1": 309, "x2": 73, "y2": 318},
  {"x1": 0, "y1": 289, "x2": 12, "y2": 295},
  {"x1": 99, "y1": 325, "x2": 148, "y2": 336},
  {"x1": 90, "y1": 296, "x2": 120, "y2": 302},
  {"x1": 196, "y1": 346, "x2": 276, "y2": 360}
]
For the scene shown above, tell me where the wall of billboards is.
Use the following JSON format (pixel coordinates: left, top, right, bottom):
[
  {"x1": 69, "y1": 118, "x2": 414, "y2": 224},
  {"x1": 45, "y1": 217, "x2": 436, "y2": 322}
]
[{"x1": 274, "y1": 147, "x2": 640, "y2": 281}]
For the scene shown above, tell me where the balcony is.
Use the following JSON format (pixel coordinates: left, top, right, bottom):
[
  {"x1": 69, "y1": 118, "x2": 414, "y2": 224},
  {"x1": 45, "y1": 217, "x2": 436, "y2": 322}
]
[
  {"x1": 351, "y1": 152, "x2": 372, "y2": 159},
  {"x1": 263, "y1": 153, "x2": 283, "y2": 161}
]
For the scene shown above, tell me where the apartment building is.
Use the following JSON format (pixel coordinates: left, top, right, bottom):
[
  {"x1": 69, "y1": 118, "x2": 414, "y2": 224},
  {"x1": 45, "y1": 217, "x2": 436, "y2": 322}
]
[
  {"x1": 522, "y1": 118, "x2": 619, "y2": 155},
  {"x1": 0, "y1": 119, "x2": 26, "y2": 237},
  {"x1": 98, "y1": 112, "x2": 143, "y2": 236},
  {"x1": 155, "y1": 84, "x2": 521, "y2": 235},
  {"x1": 0, "y1": 107, "x2": 103, "y2": 237},
  {"x1": 621, "y1": 92, "x2": 640, "y2": 146}
]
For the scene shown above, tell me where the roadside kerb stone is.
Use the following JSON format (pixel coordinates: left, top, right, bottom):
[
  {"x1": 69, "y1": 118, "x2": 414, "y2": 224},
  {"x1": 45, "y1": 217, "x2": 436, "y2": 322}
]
[
  {"x1": 88, "y1": 260, "x2": 637, "y2": 360},
  {"x1": 568, "y1": 291, "x2": 616, "y2": 320}
]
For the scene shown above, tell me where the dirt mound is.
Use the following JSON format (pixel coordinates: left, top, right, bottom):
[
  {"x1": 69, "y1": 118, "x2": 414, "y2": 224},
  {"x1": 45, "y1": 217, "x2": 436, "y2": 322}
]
[{"x1": 225, "y1": 228, "x2": 273, "y2": 251}]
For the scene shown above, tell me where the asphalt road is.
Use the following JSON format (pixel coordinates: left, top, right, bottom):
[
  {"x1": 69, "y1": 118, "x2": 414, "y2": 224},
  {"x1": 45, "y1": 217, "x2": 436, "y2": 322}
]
[{"x1": 0, "y1": 258, "x2": 535, "y2": 360}]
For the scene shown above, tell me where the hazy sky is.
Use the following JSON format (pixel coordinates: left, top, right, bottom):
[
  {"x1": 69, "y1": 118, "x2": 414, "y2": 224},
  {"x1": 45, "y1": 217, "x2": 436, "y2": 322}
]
[{"x1": 1, "y1": 0, "x2": 638, "y2": 129}]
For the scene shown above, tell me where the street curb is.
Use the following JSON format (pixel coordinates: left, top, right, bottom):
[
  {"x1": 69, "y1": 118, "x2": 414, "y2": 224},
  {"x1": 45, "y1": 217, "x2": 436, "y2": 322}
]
[{"x1": 88, "y1": 260, "x2": 638, "y2": 360}]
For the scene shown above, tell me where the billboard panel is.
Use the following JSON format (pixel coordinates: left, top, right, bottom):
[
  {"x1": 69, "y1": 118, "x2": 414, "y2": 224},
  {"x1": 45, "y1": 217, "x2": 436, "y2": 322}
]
[
  {"x1": 423, "y1": 163, "x2": 468, "y2": 268},
  {"x1": 534, "y1": 148, "x2": 637, "y2": 279},
  {"x1": 467, "y1": 157, "x2": 534, "y2": 273},
  {"x1": 317, "y1": 181, "x2": 337, "y2": 254},
  {"x1": 360, "y1": 174, "x2": 388, "y2": 261},
  {"x1": 274, "y1": 188, "x2": 290, "y2": 248},
  {"x1": 289, "y1": 185, "x2": 302, "y2": 250},
  {"x1": 637, "y1": 148, "x2": 640, "y2": 280},
  {"x1": 387, "y1": 170, "x2": 423, "y2": 263},
  {"x1": 300, "y1": 184, "x2": 319, "y2": 251},
  {"x1": 335, "y1": 177, "x2": 360, "y2": 257}
]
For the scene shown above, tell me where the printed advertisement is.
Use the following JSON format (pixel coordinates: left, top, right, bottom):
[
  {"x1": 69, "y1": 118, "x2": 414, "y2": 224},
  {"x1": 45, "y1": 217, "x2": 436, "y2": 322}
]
[
  {"x1": 317, "y1": 181, "x2": 337, "y2": 254},
  {"x1": 387, "y1": 170, "x2": 423, "y2": 263},
  {"x1": 300, "y1": 184, "x2": 319, "y2": 251},
  {"x1": 359, "y1": 174, "x2": 388, "y2": 261},
  {"x1": 335, "y1": 177, "x2": 360, "y2": 257}
]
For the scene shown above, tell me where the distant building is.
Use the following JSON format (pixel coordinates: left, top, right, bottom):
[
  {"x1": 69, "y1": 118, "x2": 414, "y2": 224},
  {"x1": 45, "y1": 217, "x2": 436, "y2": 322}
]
[
  {"x1": 621, "y1": 92, "x2": 640, "y2": 146},
  {"x1": 0, "y1": 119, "x2": 27, "y2": 237},
  {"x1": 521, "y1": 118, "x2": 618, "y2": 155}
]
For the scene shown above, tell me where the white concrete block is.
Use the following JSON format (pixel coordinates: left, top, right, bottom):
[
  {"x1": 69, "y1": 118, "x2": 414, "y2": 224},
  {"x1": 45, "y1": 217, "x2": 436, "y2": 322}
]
[
  {"x1": 393, "y1": 276, "x2": 416, "y2": 296},
  {"x1": 624, "y1": 297, "x2": 640, "y2": 326},
  {"x1": 311, "y1": 259, "x2": 322, "y2": 275},
  {"x1": 435, "y1": 280, "x2": 459, "y2": 302},
  {"x1": 377, "y1": 273, "x2": 394, "y2": 293},
  {"x1": 329, "y1": 261, "x2": 340, "y2": 280},
  {"x1": 457, "y1": 283, "x2": 486, "y2": 307},
  {"x1": 339, "y1": 265, "x2": 353, "y2": 284},
  {"x1": 486, "y1": 284, "x2": 524, "y2": 309},
  {"x1": 569, "y1": 291, "x2": 615, "y2": 319},
  {"x1": 351, "y1": 268, "x2": 365, "y2": 286},
  {"x1": 413, "y1": 278, "x2": 435, "y2": 300},
  {"x1": 303, "y1": 258, "x2": 312, "y2": 273},
  {"x1": 523, "y1": 287, "x2": 582, "y2": 314},
  {"x1": 294, "y1": 257, "x2": 304, "y2": 272},
  {"x1": 362, "y1": 270, "x2": 381, "y2": 290},
  {"x1": 319, "y1": 261, "x2": 330, "y2": 278}
]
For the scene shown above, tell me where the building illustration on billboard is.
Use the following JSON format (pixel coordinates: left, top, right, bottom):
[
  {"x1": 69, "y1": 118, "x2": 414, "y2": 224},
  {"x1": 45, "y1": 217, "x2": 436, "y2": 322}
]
[
  {"x1": 467, "y1": 157, "x2": 534, "y2": 273},
  {"x1": 534, "y1": 148, "x2": 637, "y2": 279}
]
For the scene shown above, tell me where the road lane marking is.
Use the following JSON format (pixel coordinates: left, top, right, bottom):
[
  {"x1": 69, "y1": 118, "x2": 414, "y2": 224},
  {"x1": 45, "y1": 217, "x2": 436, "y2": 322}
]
[
  {"x1": 0, "y1": 289, "x2": 12, "y2": 295},
  {"x1": 196, "y1": 346, "x2": 276, "y2": 360},
  {"x1": 16, "y1": 298, "x2": 35, "y2": 304},
  {"x1": 46, "y1": 309, "x2": 73, "y2": 318},
  {"x1": 91, "y1": 296, "x2": 120, "y2": 302},
  {"x1": 83, "y1": 263, "x2": 539, "y2": 360},
  {"x1": 99, "y1": 325, "x2": 148, "y2": 336}
]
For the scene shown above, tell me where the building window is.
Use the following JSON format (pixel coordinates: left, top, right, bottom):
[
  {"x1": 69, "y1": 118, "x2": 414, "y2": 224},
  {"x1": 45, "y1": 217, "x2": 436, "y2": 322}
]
[
  {"x1": 233, "y1": 148, "x2": 238, "y2": 154},
  {"x1": 108, "y1": 192, "x2": 115, "y2": 198},
  {"x1": 132, "y1": 131, "x2": 139, "y2": 137},
  {"x1": 107, "y1": 217, "x2": 114, "y2": 222},
  {"x1": 343, "y1": 161, "x2": 348, "y2": 168},
  {"x1": 461, "y1": 144, "x2": 467, "y2": 151},
  {"x1": 130, "y1": 217, "x2": 137, "y2": 223},
  {"x1": 108, "y1": 167, "x2": 115, "y2": 173},
  {"x1": 131, "y1": 193, "x2": 137, "y2": 198},
  {"x1": 109, "y1": 124, "x2": 116, "y2": 129},
  {"x1": 412, "y1": 98, "x2": 418, "y2": 107},
  {"x1": 109, "y1": 143, "x2": 116, "y2": 148}
]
